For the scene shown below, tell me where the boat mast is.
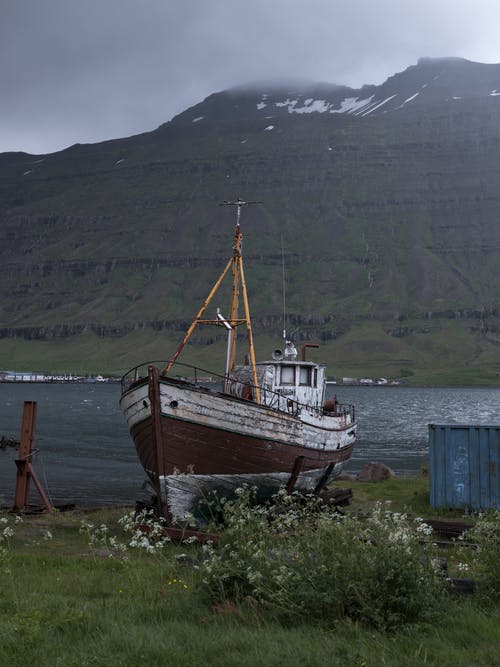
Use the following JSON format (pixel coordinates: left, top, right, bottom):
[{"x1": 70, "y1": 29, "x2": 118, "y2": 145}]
[
  {"x1": 163, "y1": 198, "x2": 261, "y2": 404},
  {"x1": 232, "y1": 210, "x2": 260, "y2": 403},
  {"x1": 227, "y1": 209, "x2": 242, "y2": 375}
]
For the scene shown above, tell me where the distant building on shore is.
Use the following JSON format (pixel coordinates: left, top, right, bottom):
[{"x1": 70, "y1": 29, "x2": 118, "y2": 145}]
[
  {"x1": 1, "y1": 370, "x2": 47, "y2": 382},
  {"x1": 0, "y1": 370, "x2": 114, "y2": 383},
  {"x1": 340, "y1": 376, "x2": 399, "y2": 386}
]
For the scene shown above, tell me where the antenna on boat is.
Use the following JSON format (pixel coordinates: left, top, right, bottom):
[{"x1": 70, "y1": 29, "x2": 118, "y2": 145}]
[
  {"x1": 220, "y1": 197, "x2": 261, "y2": 224},
  {"x1": 281, "y1": 234, "x2": 287, "y2": 346},
  {"x1": 162, "y1": 197, "x2": 262, "y2": 403}
]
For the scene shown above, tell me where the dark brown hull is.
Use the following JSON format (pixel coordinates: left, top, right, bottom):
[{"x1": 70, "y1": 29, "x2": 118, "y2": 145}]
[{"x1": 131, "y1": 412, "x2": 354, "y2": 478}]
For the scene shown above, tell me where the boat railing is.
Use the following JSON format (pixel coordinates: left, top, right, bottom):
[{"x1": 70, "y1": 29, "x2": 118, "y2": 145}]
[
  {"x1": 120, "y1": 360, "x2": 224, "y2": 393},
  {"x1": 120, "y1": 360, "x2": 355, "y2": 422}
]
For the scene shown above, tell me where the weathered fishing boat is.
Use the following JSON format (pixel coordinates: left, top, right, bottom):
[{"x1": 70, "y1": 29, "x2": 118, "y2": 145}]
[{"x1": 120, "y1": 199, "x2": 356, "y2": 520}]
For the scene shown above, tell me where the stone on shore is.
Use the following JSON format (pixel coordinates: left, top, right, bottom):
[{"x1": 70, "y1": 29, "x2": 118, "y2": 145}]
[{"x1": 356, "y1": 461, "x2": 395, "y2": 482}]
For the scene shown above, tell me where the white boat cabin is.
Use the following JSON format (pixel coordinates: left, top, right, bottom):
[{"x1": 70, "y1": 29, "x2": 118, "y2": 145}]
[{"x1": 227, "y1": 341, "x2": 327, "y2": 411}]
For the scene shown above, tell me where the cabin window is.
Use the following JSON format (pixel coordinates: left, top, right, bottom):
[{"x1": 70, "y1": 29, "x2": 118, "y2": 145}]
[
  {"x1": 299, "y1": 366, "x2": 312, "y2": 386},
  {"x1": 313, "y1": 368, "x2": 318, "y2": 387},
  {"x1": 280, "y1": 365, "x2": 295, "y2": 385}
]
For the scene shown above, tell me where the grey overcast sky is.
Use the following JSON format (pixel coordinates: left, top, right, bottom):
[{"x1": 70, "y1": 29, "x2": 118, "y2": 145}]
[{"x1": 2, "y1": 0, "x2": 500, "y2": 155}]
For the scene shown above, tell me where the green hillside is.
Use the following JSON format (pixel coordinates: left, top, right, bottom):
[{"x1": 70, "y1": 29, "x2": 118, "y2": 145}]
[{"x1": 1, "y1": 58, "x2": 500, "y2": 383}]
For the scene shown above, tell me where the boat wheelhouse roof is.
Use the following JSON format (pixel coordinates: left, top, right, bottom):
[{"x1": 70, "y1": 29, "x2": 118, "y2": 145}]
[{"x1": 257, "y1": 359, "x2": 325, "y2": 368}]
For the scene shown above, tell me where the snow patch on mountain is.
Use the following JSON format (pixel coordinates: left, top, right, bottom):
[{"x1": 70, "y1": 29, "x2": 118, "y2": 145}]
[
  {"x1": 258, "y1": 93, "x2": 406, "y2": 117},
  {"x1": 270, "y1": 95, "x2": 375, "y2": 115},
  {"x1": 275, "y1": 98, "x2": 298, "y2": 108},
  {"x1": 293, "y1": 99, "x2": 331, "y2": 113},
  {"x1": 330, "y1": 96, "x2": 374, "y2": 114},
  {"x1": 403, "y1": 92, "x2": 420, "y2": 104},
  {"x1": 361, "y1": 95, "x2": 398, "y2": 115}
]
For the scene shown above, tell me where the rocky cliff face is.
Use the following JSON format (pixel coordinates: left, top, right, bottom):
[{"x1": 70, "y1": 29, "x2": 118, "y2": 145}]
[{"x1": 1, "y1": 57, "x2": 500, "y2": 378}]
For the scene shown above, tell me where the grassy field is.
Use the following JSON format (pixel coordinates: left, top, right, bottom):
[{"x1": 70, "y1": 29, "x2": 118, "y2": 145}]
[
  {"x1": 1, "y1": 478, "x2": 499, "y2": 667},
  {"x1": 1, "y1": 323, "x2": 500, "y2": 386}
]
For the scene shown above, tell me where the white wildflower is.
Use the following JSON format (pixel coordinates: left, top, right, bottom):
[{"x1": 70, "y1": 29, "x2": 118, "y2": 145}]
[{"x1": 416, "y1": 522, "x2": 433, "y2": 536}]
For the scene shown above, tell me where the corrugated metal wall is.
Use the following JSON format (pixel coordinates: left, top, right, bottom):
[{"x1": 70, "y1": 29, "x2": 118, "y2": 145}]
[{"x1": 429, "y1": 424, "x2": 500, "y2": 510}]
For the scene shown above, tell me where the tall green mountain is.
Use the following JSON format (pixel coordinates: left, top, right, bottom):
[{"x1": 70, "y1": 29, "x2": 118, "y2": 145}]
[{"x1": 1, "y1": 57, "x2": 500, "y2": 383}]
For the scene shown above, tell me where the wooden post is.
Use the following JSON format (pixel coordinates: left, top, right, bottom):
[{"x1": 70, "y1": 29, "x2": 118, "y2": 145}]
[
  {"x1": 13, "y1": 401, "x2": 53, "y2": 513},
  {"x1": 286, "y1": 456, "x2": 305, "y2": 493},
  {"x1": 313, "y1": 462, "x2": 335, "y2": 494},
  {"x1": 148, "y1": 366, "x2": 172, "y2": 523}
]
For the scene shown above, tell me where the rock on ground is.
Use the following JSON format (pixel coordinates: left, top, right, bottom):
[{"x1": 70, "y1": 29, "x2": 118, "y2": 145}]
[{"x1": 356, "y1": 461, "x2": 395, "y2": 482}]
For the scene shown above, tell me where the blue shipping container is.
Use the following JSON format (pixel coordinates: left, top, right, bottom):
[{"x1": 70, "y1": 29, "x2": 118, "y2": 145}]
[{"x1": 429, "y1": 424, "x2": 500, "y2": 510}]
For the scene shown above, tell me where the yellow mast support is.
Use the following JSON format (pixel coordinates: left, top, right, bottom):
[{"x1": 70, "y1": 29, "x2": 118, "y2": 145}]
[
  {"x1": 162, "y1": 256, "x2": 233, "y2": 375},
  {"x1": 239, "y1": 255, "x2": 260, "y2": 403},
  {"x1": 163, "y1": 197, "x2": 261, "y2": 405}
]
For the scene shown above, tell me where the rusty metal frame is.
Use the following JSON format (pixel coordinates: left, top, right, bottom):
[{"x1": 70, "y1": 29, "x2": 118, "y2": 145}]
[
  {"x1": 301, "y1": 343, "x2": 319, "y2": 361},
  {"x1": 13, "y1": 401, "x2": 53, "y2": 513}
]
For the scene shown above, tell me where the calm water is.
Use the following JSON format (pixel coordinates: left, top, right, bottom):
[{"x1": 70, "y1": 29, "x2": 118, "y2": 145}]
[{"x1": 1, "y1": 383, "x2": 499, "y2": 507}]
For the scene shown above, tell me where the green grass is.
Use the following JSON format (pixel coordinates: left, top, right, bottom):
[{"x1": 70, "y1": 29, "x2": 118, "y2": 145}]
[
  {"x1": 335, "y1": 475, "x2": 439, "y2": 516},
  {"x1": 1, "y1": 318, "x2": 500, "y2": 385},
  {"x1": 1, "y1": 486, "x2": 499, "y2": 666},
  {"x1": 1, "y1": 564, "x2": 499, "y2": 667}
]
